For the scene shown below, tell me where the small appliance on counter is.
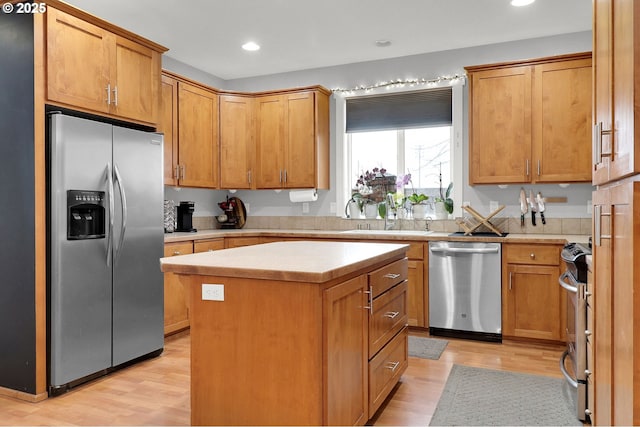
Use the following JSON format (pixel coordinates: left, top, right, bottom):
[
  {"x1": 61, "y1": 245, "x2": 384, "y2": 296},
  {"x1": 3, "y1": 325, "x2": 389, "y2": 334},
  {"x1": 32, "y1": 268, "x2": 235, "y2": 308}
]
[
  {"x1": 216, "y1": 196, "x2": 246, "y2": 229},
  {"x1": 176, "y1": 201, "x2": 197, "y2": 232},
  {"x1": 164, "y1": 200, "x2": 175, "y2": 233}
]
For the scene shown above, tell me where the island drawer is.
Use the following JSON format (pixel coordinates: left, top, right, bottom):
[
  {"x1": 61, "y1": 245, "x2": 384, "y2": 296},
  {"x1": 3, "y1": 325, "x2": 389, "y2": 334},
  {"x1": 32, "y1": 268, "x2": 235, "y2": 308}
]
[
  {"x1": 369, "y1": 281, "x2": 408, "y2": 357},
  {"x1": 368, "y1": 258, "x2": 408, "y2": 298},
  {"x1": 368, "y1": 327, "x2": 408, "y2": 418},
  {"x1": 504, "y1": 243, "x2": 560, "y2": 266}
]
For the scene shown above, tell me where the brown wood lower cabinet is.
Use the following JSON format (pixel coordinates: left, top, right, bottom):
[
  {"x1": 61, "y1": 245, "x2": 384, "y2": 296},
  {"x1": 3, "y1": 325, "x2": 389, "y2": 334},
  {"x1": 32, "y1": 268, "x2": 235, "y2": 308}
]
[
  {"x1": 502, "y1": 243, "x2": 564, "y2": 342},
  {"x1": 177, "y1": 251, "x2": 408, "y2": 425},
  {"x1": 164, "y1": 238, "x2": 225, "y2": 336},
  {"x1": 163, "y1": 241, "x2": 193, "y2": 335}
]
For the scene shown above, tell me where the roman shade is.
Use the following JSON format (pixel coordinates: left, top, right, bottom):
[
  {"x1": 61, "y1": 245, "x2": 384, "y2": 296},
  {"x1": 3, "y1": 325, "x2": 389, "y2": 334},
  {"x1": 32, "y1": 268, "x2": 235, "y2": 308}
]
[{"x1": 345, "y1": 87, "x2": 452, "y2": 133}]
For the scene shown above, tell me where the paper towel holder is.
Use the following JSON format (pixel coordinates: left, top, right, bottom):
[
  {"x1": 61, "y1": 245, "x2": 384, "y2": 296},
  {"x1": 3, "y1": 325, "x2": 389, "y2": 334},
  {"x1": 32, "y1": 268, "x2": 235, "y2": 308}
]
[{"x1": 289, "y1": 189, "x2": 318, "y2": 203}]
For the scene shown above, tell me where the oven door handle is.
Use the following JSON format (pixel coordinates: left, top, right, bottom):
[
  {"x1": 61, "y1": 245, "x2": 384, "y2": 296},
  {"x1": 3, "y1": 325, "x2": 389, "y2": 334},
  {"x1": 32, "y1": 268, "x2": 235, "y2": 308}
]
[
  {"x1": 560, "y1": 349, "x2": 578, "y2": 388},
  {"x1": 558, "y1": 271, "x2": 578, "y2": 294}
]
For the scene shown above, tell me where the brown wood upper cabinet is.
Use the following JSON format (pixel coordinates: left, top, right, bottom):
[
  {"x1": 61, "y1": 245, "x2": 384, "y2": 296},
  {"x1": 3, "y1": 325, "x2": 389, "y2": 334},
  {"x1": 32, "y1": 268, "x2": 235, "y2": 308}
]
[
  {"x1": 219, "y1": 94, "x2": 255, "y2": 189},
  {"x1": 593, "y1": 0, "x2": 640, "y2": 186},
  {"x1": 255, "y1": 89, "x2": 330, "y2": 189},
  {"x1": 159, "y1": 73, "x2": 219, "y2": 188},
  {"x1": 46, "y1": 7, "x2": 164, "y2": 126},
  {"x1": 466, "y1": 53, "x2": 592, "y2": 185}
]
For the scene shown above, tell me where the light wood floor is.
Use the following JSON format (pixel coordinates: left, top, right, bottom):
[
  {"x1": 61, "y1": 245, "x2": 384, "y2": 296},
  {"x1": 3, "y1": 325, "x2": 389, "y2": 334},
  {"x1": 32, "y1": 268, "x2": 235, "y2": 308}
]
[{"x1": 0, "y1": 329, "x2": 564, "y2": 426}]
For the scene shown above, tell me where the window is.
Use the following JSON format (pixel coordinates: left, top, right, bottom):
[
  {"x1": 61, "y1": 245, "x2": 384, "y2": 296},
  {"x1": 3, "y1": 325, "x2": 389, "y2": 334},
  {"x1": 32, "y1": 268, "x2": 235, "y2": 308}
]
[
  {"x1": 342, "y1": 86, "x2": 459, "y2": 216},
  {"x1": 349, "y1": 127, "x2": 451, "y2": 202}
]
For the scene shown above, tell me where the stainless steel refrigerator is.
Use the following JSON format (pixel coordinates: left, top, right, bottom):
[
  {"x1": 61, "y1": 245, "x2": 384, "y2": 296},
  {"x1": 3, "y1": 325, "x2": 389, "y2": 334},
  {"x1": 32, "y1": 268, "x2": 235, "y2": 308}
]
[{"x1": 48, "y1": 113, "x2": 164, "y2": 393}]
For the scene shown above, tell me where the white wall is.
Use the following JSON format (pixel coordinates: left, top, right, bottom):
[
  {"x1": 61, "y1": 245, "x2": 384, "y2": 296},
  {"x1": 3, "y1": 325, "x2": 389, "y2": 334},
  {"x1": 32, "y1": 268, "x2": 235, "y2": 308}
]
[{"x1": 162, "y1": 31, "x2": 593, "y2": 219}]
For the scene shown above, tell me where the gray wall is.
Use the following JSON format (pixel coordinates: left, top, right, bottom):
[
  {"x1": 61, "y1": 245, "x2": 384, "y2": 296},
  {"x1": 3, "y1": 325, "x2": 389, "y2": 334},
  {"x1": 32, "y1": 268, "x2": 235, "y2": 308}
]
[{"x1": 162, "y1": 31, "x2": 593, "y2": 220}]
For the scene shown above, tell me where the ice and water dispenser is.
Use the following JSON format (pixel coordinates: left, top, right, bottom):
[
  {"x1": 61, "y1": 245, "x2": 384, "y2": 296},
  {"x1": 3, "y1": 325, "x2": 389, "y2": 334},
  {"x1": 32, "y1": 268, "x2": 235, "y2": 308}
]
[{"x1": 67, "y1": 190, "x2": 105, "y2": 240}]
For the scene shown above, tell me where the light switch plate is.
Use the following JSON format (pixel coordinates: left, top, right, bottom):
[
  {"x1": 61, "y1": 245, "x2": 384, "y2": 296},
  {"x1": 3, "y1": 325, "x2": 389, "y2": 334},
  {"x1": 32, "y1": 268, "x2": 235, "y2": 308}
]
[
  {"x1": 202, "y1": 284, "x2": 224, "y2": 301},
  {"x1": 302, "y1": 202, "x2": 309, "y2": 213}
]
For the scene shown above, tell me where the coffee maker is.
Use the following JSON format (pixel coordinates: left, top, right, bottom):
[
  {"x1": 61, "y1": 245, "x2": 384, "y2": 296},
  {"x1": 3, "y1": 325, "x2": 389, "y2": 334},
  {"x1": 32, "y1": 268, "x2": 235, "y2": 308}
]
[{"x1": 176, "y1": 201, "x2": 197, "y2": 232}]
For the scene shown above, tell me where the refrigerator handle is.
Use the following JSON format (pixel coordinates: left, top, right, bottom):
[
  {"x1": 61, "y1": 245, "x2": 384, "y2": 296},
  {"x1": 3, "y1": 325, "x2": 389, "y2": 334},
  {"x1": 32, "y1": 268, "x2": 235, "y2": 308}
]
[
  {"x1": 114, "y1": 163, "x2": 128, "y2": 264},
  {"x1": 106, "y1": 162, "x2": 115, "y2": 266}
]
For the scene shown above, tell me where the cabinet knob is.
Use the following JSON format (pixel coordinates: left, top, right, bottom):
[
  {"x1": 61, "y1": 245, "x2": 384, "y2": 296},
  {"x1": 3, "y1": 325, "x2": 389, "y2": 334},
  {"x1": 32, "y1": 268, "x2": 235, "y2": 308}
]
[
  {"x1": 173, "y1": 251, "x2": 181, "y2": 256},
  {"x1": 530, "y1": 253, "x2": 535, "y2": 259},
  {"x1": 585, "y1": 409, "x2": 593, "y2": 416},
  {"x1": 585, "y1": 369, "x2": 592, "y2": 377},
  {"x1": 585, "y1": 330, "x2": 592, "y2": 336}
]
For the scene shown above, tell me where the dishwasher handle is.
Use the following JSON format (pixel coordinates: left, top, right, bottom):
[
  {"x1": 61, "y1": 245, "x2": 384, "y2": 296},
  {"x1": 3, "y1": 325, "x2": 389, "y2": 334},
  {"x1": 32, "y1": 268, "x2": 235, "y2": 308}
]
[{"x1": 430, "y1": 246, "x2": 500, "y2": 254}]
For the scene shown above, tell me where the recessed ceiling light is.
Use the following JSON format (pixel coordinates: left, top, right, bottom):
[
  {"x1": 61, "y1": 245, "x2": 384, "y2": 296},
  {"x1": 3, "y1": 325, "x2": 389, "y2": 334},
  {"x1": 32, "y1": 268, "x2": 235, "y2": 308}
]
[
  {"x1": 375, "y1": 39, "x2": 392, "y2": 48},
  {"x1": 242, "y1": 41, "x2": 260, "y2": 51},
  {"x1": 511, "y1": 0, "x2": 535, "y2": 6}
]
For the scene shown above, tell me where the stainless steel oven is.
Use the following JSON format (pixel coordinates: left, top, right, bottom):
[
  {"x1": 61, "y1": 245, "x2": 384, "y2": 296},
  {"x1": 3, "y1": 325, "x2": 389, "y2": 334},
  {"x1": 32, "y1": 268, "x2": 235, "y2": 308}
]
[{"x1": 559, "y1": 242, "x2": 591, "y2": 422}]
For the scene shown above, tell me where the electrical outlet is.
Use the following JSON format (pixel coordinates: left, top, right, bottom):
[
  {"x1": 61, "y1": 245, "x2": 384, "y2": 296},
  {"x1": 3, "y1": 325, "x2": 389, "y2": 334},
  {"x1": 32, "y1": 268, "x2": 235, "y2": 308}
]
[
  {"x1": 245, "y1": 203, "x2": 250, "y2": 214},
  {"x1": 302, "y1": 202, "x2": 309, "y2": 213},
  {"x1": 329, "y1": 202, "x2": 337, "y2": 213},
  {"x1": 202, "y1": 284, "x2": 224, "y2": 301},
  {"x1": 587, "y1": 200, "x2": 593, "y2": 214},
  {"x1": 490, "y1": 201, "x2": 499, "y2": 212}
]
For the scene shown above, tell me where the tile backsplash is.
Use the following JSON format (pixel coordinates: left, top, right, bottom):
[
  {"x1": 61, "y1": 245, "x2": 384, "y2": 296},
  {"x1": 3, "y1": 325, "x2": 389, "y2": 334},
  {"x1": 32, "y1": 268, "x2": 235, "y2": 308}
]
[{"x1": 192, "y1": 215, "x2": 591, "y2": 235}]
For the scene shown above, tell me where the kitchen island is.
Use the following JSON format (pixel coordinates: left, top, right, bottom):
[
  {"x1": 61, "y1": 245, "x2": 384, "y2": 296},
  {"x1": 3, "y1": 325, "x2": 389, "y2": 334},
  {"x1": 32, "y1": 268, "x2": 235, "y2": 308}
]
[{"x1": 160, "y1": 241, "x2": 409, "y2": 426}]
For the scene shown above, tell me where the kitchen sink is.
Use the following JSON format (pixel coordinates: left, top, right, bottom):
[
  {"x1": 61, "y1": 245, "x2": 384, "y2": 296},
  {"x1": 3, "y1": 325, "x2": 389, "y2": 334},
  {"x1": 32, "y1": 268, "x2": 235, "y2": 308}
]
[{"x1": 340, "y1": 229, "x2": 433, "y2": 235}]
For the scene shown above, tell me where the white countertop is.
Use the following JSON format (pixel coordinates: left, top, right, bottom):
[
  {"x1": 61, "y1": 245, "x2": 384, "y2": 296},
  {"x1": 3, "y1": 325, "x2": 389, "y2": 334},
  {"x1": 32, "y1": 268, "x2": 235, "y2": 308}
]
[
  {"x1": 160, "y1": 240, "x2": 409, "y2": 283},
  {"x1": 164, "y1": 228, "x2": 590, "y2": 245}
]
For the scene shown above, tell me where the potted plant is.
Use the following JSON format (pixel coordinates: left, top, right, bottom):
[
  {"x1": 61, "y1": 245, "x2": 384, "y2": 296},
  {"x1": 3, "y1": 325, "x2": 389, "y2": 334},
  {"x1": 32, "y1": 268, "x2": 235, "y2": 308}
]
[
  {"x1": 397, "y1": 173, "x2": 429, "y2": 219},
  {"x1": 355, "y1": 167, "x2": 392, "y2": 218},
  {"x1": 435, "y1": 182, "x2": 454, "y2": 219}
]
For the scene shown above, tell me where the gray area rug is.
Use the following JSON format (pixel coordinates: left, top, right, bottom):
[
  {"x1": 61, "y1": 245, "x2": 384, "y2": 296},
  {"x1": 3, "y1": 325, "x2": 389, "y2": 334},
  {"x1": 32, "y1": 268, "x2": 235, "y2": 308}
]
[
  {"x1": 430, "y1": 364, "x2": 582, "y2": 426},
  {"x1": 408, "y1": 336, "x2": 448, "y2": 360}
]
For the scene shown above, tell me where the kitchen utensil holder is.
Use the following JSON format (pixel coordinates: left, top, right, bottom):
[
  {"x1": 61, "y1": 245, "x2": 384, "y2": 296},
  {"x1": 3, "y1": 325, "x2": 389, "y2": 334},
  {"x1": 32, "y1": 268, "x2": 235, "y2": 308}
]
[{"x1": 456, "y1": 205, "x2": 505, "y2": 236}]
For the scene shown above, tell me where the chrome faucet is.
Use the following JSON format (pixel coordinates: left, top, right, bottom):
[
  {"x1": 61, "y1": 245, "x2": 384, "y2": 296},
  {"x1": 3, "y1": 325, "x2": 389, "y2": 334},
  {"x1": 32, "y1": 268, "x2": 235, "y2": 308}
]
[{"x1": 384, "y1": 194, "x2": 397, "y2": 230}]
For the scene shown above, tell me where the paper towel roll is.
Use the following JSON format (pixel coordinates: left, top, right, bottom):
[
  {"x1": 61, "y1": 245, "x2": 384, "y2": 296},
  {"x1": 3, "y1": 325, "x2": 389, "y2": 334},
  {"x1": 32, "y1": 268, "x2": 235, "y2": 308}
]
[{"x1": 289, "y1": 189, "x2": 318, "y2": 203}]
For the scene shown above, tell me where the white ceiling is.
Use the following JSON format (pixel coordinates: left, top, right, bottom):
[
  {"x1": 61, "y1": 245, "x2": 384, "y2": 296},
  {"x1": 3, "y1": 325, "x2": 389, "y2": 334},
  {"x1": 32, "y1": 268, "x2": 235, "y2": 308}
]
[{"x1": 62, "y1": 0, "x2": 592, "y2": 80}]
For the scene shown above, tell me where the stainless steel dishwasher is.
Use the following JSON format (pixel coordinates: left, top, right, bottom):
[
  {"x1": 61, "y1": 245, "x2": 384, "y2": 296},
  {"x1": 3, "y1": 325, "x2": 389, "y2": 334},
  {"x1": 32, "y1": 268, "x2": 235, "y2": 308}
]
[{"x1": 428, "y1": 241, "x2": 502, "y2": 342}]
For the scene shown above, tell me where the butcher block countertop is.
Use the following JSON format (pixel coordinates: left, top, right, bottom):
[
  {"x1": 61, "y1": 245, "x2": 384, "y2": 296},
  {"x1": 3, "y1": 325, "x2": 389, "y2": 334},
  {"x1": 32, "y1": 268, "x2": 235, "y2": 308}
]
[
  {"x1": 164, "y1": 228, "x2": 590, "y2": 245},
  {"x1": 160, "y1": 240, "x2": 409, "y2": 283}
]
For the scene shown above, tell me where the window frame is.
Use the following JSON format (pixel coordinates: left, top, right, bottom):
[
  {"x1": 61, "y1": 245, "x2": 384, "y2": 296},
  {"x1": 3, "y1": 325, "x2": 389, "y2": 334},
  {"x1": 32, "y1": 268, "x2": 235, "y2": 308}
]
[{"x1": 335, "y1": 82, "x2": 464, "y2": 218}]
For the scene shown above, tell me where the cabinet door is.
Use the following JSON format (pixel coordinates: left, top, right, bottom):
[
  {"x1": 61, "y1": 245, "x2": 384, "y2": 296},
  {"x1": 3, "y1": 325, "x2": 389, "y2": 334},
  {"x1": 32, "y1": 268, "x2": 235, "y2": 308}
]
[
  {"x1": 407, "y1": 260, "x2": 425, "y2": 327},
  {"x1": 532, "y1": 58, "x2": 592, "y2": 182},
  {"x1": 163, "y1": 242, "x2": 193, "y2": 335},
  {"x1": 177, "y1": 82, "x2": 219, "y2": 188},
  {"x1": 609, "y1": 1, "x2": 640, "y2": 183},
  {"x1": 469, "y1": 66, "x2": 532, "y2": 184},
  {"x1": 159, "y1": 75, "x2": 178, "y2": 186},
  {"x1": 46, "y1": 7, "x2": 111, "y2": 114},
  {"x1": 111, "y1": 35, "x2": 160, "y2": 124},
  {"x1": 284, "y1": 92, "x2": 316, "y2": 188},
  {"x1": 219, "y1": 95, "x2": 254, "y2": 189},
  {"x1": 503, "y1": 263, "x2": 562, "y2": 341},
  {"x1": 255, "y1": 95, "x2": 285, "y2": 188},
  {"x1": 592, "y1": 0, "x2": 612, "y2": 185},
  {"x1": 592, "y1": 187, "x2": 612, "y2": 426},
  {"x1": 324, "y1": 275, "x2": 368, "y2": 426}
]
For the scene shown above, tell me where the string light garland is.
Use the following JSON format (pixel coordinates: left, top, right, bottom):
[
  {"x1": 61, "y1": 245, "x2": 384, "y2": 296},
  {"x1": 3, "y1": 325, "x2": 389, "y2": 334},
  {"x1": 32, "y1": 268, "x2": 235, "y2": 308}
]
[{"x1": 332, "y1": 73, "x2": 466, "y2": 96}]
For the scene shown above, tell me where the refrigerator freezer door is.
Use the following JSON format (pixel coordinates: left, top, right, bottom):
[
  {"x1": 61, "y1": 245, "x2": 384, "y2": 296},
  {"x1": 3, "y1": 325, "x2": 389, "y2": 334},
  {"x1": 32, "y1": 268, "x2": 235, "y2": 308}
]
[
  {"x1": 111, "y1": 126, "x2": 164, "y2": 366},
  {"x1": 49, "y1": 114, "x2": 113, "y2": 387}
]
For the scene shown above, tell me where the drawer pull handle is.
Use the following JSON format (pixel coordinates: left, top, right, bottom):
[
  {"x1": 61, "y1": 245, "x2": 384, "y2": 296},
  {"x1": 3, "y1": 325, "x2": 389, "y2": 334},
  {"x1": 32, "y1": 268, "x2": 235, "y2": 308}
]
[
  {"x1": 385, "y1": 361, "x2": 400, "y2": 372},
  {"x1": 363, "y1": 286, "x2": 373, "y2": 315},
  {"x1": 173, "y1": 251, "x2": 181, "y2": 256},
  {"x1": 384, "y1": 311, "x2": 400, "y2": 319},
  {"x1": 383, "y1": 273, "x2": 401, "y2": 279}
]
